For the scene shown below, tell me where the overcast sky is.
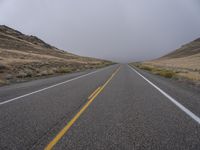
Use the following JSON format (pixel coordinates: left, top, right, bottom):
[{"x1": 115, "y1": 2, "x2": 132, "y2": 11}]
[{"x1": 0, "y1": 0, "x2": 200, "y2": 62}]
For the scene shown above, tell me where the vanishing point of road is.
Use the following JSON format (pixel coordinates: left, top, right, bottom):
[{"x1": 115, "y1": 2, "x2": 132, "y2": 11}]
[{"x1": 0, "y1": 64, "x2": 200, "y2": 150}]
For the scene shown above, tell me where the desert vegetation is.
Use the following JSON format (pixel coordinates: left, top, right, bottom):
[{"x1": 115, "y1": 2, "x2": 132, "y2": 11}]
[{"x1": 134, "y1": 63, "x2": 176, "y2": 78}]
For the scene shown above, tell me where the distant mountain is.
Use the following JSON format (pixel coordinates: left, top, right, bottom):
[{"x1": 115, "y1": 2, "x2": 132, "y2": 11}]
[
  {"x1": 0, "y1": 25, "x2": 112, "y2": 85},
  {"x1": 163, "y1": 38, "x2": 200, "y2": 58}
]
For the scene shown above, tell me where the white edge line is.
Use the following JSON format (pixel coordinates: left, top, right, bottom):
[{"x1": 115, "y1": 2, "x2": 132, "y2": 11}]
[
  {"x1": 128, "y1": 65, "x2": 200, "y2": 124},
  {"x1": 0, "y1": 66, "x2": 112, "y2": 106}
]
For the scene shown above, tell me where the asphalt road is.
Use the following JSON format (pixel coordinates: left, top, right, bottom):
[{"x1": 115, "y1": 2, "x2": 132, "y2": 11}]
[{"x1": 0, "y1": 64, "x2": 199, "y2": 150}]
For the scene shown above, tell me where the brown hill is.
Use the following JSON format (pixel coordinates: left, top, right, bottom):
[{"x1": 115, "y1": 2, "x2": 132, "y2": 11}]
[
  {"x1": 0, "y1": 25, "x2": 112, "y2": 85},
  {"x1": 134, "y1": 38, "x2": 200, "y2": 83},
  {"x1": 163, "y1": 38, "x2": 200, "y2": 58}
]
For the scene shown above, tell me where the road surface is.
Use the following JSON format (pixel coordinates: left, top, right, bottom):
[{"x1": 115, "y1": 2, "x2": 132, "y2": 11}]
[{"x1": 0, "y1": 64, "x2": 199, "y2": 150}]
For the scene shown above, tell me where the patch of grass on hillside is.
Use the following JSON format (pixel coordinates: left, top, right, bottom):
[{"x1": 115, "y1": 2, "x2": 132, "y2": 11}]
[
  {"x1": 134, "y1": 63, "x2": 176, "y2": 78},
  {"x1": 0, "y1": 79, "x2": 6, "y2": 85},
  {"x1": 56, "y1": 67, "x2": 74, "y2": 74}
]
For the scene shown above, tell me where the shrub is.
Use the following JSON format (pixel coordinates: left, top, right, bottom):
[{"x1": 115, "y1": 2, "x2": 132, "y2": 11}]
[
  {"x1": 56, "y1": 67, "x2": 73, "y2": 73},
  {"x1": 0, "y1": 79, "x2": 6, "y2": 85},
  {"x1": 135, "y1": 64, "x2": 176, "y2": 78},
  {"x1": 155, "y1": 70, "x2": 175, "y2": 78}
]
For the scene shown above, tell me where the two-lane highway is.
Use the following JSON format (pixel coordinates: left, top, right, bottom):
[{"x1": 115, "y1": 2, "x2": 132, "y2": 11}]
[
  {"x1": 0, "y1": 64, "x2": 199, "y2": 150},
  {"x1": 0, "y1": 65, "x2": 118, "y2": 150}
]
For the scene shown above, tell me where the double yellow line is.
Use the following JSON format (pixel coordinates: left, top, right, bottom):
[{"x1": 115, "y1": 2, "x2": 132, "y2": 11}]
[{"x1": 45, "y1": 66, "x2": 120, "y2": 150}]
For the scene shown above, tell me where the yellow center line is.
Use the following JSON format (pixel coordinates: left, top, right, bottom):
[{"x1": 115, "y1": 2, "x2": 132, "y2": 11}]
[
  {"x1": 88, "y1": 87, "x2": 101, "y2": 100},
  {"x1": 44, "y1": 66, "x2": 120, "y2": 150}
]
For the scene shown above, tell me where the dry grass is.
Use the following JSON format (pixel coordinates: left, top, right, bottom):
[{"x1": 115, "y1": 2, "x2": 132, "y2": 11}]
[
  {"x1": 178, "y1": 72, "x2": 200, "y2": 81},
  {"x1": 147, "y1": 53, "x2": 200, "y2": 71},
  {"x1": 0, "y1": 47, "x2": 112, "y2": 86}
]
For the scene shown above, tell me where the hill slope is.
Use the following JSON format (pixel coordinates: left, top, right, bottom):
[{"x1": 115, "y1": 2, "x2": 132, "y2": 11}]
[
  {"x1": 163, "y1": 38, "x2": 200, "y2": 58},
  {"x1": 133, "y1": 38, "x2": 200, "y2": 83},
  {"x1": 0, "y1": 25, "x2": 112, "y2": 85}
]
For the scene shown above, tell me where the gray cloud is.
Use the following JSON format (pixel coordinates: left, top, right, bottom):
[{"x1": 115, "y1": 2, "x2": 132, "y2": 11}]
[{"x1": 0, "y1": 0, "x2": 200, "y2": 62}]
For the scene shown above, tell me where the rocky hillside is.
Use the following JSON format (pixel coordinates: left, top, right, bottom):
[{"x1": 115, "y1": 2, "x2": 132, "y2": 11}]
[
  {"x1": 0, "y1": 25, "x2": 112, "y2": 85},
  {"x1": 0, "y1": 25, "x2": 55, "y2": 49}
]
